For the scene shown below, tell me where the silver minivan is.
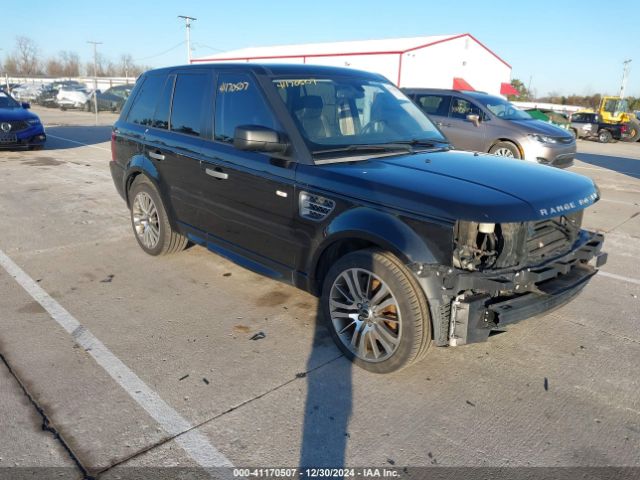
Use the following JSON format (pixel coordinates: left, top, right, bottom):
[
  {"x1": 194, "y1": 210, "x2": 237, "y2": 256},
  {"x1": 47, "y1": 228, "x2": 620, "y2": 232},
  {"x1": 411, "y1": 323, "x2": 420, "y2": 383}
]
[{"x1": 404, "y1": 89, "x2": 576, "y2": 168}]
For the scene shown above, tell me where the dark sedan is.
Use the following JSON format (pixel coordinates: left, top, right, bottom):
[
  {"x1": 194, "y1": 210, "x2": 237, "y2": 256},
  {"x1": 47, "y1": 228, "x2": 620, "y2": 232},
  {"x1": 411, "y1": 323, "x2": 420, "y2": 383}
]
[
  {"x1": 0, "y1": 91, "x2": 46, "y2": 150},
  {"x1": 85, "y1": 85, "x2": 132, "y2": 112}
]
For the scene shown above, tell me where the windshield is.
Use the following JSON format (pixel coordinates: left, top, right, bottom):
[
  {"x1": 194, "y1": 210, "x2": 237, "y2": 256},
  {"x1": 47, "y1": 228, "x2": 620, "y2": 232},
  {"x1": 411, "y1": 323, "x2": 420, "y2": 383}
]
[
  {"x1": 272, "y1": 77, "x2": 447, "y2": 156},
  {"x1": 0, "y1": 91, "x2": 21, "y2": 108},
  {"x1": 476, "y1": 96, "x2": 532, "y2": 120}
]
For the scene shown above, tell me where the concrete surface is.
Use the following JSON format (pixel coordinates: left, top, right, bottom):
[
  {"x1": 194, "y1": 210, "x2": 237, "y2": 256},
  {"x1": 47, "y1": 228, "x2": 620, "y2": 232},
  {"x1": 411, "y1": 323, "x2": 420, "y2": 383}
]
[{"x1": 0, "y1": 107, "x2": 638, "y2": 478}]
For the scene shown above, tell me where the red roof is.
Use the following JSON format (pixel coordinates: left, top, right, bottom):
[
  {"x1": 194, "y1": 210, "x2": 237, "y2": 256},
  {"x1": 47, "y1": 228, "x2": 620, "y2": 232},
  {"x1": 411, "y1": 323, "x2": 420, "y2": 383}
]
[
  {"x1": 452, "y1": 77, "x2": 475, "y2": 91},
  {"x1": 500, "y1": 82, "x2": 519, "y2": 96}
]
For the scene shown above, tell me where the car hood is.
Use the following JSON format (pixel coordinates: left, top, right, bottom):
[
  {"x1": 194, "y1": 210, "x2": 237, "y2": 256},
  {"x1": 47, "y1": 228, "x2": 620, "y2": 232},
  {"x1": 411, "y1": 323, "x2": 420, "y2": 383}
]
[
  {"x1": 0, "y1": 107, "x2": 39, "y2": 122},
  {"x1": 510, "y1": 119, "x2": 573, "y2": 137},
  {"x1": 299, "y1": 150, "x2": 598, "y2": 223}
]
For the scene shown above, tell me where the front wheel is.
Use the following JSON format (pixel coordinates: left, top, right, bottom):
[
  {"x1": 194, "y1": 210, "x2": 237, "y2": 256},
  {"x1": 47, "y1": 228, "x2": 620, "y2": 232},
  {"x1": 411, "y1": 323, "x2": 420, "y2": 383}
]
[
  {"x1": 489, "y1": 141, "x2": 521, "y2": 159},
  {"x1": 598, "y1": 129, "x2": 612, "y2": 143},
  {"x1": 322, "y1": 249, "x2": 432, "y2": 373},
  {"x1": 129, "y1": 176, "x2": 188, "y2": 256}
]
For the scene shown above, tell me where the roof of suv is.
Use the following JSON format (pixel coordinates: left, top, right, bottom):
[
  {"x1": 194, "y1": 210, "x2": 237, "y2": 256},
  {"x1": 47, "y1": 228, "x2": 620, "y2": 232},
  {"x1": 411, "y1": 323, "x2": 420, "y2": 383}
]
[{"x1": 145, "y1": 63, "x2": 387, "y2": 81}]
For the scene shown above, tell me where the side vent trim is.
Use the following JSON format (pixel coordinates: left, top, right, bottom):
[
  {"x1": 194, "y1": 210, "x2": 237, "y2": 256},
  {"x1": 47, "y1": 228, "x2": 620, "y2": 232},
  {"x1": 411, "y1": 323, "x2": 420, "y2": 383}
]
[{"x1": 299, "y1": 191, "x2": 335, "y2": 222}]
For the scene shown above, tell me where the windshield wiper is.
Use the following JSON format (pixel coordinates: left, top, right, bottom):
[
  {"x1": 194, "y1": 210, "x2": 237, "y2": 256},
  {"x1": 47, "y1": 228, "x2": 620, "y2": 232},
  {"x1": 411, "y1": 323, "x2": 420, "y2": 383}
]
[
  {"x1": 394, "y1": 138, "x2": 451, "y2": 149},
  {"x1": 313, "y1": 143, "x2": 414, "y2": 156}
]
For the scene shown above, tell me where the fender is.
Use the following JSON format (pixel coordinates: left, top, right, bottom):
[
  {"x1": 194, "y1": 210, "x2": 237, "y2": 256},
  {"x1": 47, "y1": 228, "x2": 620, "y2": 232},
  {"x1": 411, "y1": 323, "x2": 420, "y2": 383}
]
[
  {"x1": 123, "y1": 154, "x2": 160, "y2": 206},
  {"x1": 309, "y1": 207, "x2": 450, "y2": 284}
]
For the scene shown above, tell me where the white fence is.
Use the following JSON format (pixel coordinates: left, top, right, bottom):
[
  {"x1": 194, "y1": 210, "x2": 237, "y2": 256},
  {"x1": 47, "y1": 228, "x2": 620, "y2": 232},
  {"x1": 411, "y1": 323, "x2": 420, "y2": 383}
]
[{"x1": 3, "y1": 75, "x2": 136, "y2": 92}]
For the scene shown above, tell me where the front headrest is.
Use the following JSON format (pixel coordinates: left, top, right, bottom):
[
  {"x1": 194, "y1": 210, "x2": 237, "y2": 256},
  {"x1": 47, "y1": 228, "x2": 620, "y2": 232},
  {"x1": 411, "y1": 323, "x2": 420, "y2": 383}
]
[{"x1": 293, "y1": 95, "x2": 324, "y2": 115}]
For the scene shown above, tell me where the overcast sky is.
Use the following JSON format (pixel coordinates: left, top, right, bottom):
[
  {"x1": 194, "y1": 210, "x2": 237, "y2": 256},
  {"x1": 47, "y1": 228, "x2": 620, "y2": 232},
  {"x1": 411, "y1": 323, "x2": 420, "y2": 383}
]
[{"x1": 1, "y1": 0, "x2": 637, "y2": 97}]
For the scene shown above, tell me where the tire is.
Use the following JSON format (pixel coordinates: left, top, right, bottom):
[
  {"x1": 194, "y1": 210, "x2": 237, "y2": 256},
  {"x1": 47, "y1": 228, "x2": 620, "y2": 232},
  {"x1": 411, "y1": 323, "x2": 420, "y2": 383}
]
[
  {"x1": 623, "y1": 120, "x2": 640, "y2": 142},
  {"x1": 597, "y1": 129, "x2": 612, "y2": 143},
  {"x1": 84, "y1": 101, "x2": 91, "y2": 112},
  {"x1": 30, "y1": 145, "x2": 44, "y2": 151},
  {"x1": 321, "y1": 249, "x2": 432, "y2": 373},
  {"x1": 489, "y1": 141, "x2": 521, "y2": 159},
  {"x1": 128, "y1": 176, "x2": 188, "y2": 256}
]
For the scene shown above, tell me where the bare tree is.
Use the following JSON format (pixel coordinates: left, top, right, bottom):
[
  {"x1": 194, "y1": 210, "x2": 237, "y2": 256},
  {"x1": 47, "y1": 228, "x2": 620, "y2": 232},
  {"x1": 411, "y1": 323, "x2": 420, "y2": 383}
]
[
  {"x1": 15, "y1": 36, "x2": 40, "y2": 75},
  {"x1": 60, "y1": 51, "x2": 80, "y2": 76}
]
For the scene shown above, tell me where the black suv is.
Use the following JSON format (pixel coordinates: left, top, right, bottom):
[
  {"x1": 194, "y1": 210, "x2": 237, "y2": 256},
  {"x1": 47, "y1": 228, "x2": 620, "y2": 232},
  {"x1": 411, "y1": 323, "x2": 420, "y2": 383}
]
[{"x1": 110, "y1": 64, "x2": 606, "y2": 373}]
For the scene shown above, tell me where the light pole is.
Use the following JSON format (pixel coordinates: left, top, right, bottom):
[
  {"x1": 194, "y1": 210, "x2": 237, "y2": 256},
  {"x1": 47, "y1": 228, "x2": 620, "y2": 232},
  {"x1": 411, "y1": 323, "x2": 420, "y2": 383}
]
[
  {"x1": 619, "y1": 59, "x2": 632, "y2": 99},
  {"x1": 88, "y1": 41, "x2": 102, "y2": 125},
  {"x1": 178, "y1": 15, "x2": 197, "y2": 63}
]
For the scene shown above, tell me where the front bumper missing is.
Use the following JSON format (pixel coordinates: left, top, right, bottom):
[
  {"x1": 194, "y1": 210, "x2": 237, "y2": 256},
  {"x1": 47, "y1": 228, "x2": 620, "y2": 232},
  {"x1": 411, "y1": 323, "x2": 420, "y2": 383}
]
[{"x1": 440, "y1": 231, "x2": 606, "y2": 346}]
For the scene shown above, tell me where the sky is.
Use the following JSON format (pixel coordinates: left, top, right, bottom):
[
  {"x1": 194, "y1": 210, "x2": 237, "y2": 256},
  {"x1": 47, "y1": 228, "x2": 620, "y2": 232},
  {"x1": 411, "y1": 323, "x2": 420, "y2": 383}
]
[{"x1": 1, "y1": 0, "x2": 638, "y2": 97}]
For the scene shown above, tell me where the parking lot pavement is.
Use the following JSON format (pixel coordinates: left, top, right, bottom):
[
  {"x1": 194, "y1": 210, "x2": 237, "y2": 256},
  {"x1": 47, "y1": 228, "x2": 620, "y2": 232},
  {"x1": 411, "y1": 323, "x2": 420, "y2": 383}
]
[{"x1": 0, "y1": 108, "x2": 639, "y2": 476}]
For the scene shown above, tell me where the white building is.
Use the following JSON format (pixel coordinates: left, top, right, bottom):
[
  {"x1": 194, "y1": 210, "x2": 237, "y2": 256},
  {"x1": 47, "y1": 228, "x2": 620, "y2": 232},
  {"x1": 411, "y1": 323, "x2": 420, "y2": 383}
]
[{"x1": 192, "y1": 33, "x2": 515, "y2": 96}]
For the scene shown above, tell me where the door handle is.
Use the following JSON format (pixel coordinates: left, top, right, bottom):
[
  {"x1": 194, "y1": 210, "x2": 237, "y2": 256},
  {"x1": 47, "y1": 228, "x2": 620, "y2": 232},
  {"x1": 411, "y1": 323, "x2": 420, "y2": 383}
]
[
  {"x1": 148, "y1": 150, "x2": 165, "y2": 161},
  {"x1": 205, "y1": 167, "x2": 229, "y2": 180}
]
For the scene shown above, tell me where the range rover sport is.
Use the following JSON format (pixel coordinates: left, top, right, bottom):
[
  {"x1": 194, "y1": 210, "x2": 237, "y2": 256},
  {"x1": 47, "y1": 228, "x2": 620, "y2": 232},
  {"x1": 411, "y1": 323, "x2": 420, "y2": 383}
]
[{"x1": 110, "y1": 64, "x2": 606, "y2": 373}]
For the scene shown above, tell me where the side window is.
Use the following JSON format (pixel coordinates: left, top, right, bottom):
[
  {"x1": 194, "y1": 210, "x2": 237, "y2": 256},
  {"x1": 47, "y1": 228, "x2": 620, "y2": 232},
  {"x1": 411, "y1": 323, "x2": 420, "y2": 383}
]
[
  {"x1": 416, "y1": 94, "x2": 451, "y2": 117},
  {"x1": 170, "y1": 74, "x2": 208, "y2": 137},
  {"x1": 572, "y1": 113, "x2": 584, "y2": 123},
  {"x1": 126, "y1": 75, "x2": 165, "y2": 126},
  {"x1": 450, "y1": 97, "x2": 482, "y2": 120},
  {"x1": 214, "y1": 73, "x2": 279, "y2": 144},
  {"x1": 152, "y1": 75, "x2": 175, "y2": 130}
]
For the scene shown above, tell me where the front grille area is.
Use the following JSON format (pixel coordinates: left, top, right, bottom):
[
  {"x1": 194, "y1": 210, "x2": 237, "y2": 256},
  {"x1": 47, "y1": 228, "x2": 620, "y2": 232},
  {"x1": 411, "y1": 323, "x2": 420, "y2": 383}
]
[
  {"x1": 5, "y1": 121, "x2": 29, "y2": 132},
  {"x1": 526, "y1": 211, "x2": 582, "y2": 263}
]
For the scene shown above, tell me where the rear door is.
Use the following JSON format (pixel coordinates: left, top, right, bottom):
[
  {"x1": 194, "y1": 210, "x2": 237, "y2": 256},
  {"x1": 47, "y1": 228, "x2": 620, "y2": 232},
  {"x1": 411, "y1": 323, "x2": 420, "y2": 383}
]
[
  {"x1": 196, "y1": 70, "x2": 298, "y2": 274},
  {"x1": 445, "y1": 96, "x2": 485, "y2": 151}
]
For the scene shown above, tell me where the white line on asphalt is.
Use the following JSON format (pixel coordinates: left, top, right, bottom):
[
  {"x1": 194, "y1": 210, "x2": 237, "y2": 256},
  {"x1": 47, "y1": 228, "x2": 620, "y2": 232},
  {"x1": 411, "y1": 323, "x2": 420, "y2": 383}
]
[
  {"x1": 600, "y1": 198, "x2": 640, "y2": 206},
  {"x1": 0, "y1": 248, "x2": 233, "y2": 472},
  {"x1": 598, "y1": 271, "x2": 640, "y2": 286},
  {"x1": 46, "y1": 134, "x2": 111, "y2": 152}
]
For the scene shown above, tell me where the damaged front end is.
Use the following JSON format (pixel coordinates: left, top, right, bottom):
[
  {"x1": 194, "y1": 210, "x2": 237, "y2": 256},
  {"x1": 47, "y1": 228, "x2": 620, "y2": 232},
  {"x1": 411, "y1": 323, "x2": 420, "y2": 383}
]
[{"x1": 415, "y1": 212, "x2": 607, "y2": 347}]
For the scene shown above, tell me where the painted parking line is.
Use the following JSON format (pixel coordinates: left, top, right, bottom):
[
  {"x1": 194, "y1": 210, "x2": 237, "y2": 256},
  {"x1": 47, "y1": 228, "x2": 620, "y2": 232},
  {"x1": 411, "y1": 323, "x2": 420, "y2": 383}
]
[
  {"x1": 0, "y1": 248, "x2": 233, "y2": 473},
  {"x1": 46, "y1": 134, "x2": 111, "y2": 152},
  {"x1": 598, "y1": 271, "x2": 640, "y2": 287}
]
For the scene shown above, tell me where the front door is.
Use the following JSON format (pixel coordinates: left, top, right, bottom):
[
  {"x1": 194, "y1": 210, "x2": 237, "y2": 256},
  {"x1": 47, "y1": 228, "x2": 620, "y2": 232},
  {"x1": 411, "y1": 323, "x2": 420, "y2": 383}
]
[
  {"x1": 198, "y1": 71, "x2": 299, "y2": 275},
  {"x1": 445, "y1": 96, "x2": 485, "y2": 151}
]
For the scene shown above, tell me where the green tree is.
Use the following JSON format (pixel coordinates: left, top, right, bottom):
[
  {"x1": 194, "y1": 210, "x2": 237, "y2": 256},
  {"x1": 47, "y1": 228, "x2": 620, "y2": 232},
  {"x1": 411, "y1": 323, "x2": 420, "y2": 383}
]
[{"x1": 507, "y1": 79, "x2": 530, "y2": 101}]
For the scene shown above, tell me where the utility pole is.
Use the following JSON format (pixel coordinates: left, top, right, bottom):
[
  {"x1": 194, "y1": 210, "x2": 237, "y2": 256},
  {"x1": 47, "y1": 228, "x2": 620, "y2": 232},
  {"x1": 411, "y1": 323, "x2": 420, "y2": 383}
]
[
  {"x1": 87, "y1": 41, "x2": 102, "y2": 125},
  {"x1": 619, "y1": 59, "x2": 632, "y2": 99},
  {"x1": 178, "y1": 15, "x2": 197, "y2": 63}
]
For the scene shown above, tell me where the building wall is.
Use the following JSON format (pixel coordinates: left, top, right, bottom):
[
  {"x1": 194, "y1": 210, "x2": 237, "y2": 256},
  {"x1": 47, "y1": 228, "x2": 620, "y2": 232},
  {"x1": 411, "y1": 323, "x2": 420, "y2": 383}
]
[{"x1": 400, "y1": 36, "x2": 511, "y2": 94}]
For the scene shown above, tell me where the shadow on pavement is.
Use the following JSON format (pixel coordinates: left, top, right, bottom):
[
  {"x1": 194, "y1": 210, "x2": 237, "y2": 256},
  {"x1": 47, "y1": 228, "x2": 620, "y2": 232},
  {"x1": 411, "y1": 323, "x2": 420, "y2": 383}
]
[
  {"x1": 577, "y1": 152, "x2": 640, "y2": 179},
  {"x1": 44, "y1": 125, "x2": 112, "y2": 150},
  {"x1": 299, "y1": 314, "x2": 352, "y2": 470}
]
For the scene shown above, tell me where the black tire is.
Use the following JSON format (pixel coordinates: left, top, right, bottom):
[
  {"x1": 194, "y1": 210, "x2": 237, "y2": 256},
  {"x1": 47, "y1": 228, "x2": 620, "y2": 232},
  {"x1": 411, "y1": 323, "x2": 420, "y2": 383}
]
[
  {"x1": 30, "y1": 145, "x2": 44, "y2": 151},
  {"x1": 489, "y1": 141, "x2": 521, "y2": 159},
  {"x1": 128, "y1": 176, "x2": 187, "y2": 256},
  {"x1": 321, "y1": 249, "x2": 432, "y2": 374},
  {"x1": 84, "y1": 101, "x2": 91, "y2": 112},
  {"x1": 623, "y1": 120, "x2": 640, "y2": 142},
  {"x1": 597, "y1": 129, "x2": 612, "y2": 144}
]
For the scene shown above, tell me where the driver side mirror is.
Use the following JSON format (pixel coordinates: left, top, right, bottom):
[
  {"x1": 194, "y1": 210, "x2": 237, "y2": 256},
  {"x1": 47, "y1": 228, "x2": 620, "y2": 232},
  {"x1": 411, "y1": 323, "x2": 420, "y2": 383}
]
[
  {"x1": 466, "y1": 114, "x2": 480, "y2": 127},
  {"x1": 21, "y1": 102, "x2": 31, "y2": 109},
  {"x1": 233, "y1": 125, "x2": 289, "y2": 154}
]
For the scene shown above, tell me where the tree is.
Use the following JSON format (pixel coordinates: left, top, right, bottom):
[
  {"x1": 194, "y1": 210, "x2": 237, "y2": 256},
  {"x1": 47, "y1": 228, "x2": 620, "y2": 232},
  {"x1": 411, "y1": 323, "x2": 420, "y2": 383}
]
[
  {"x1": 507, "y1": 79, "x2": 530, "y2": 101},
  {"x1": 14, "y1": 36, "x2": 40, "y2": 75}
]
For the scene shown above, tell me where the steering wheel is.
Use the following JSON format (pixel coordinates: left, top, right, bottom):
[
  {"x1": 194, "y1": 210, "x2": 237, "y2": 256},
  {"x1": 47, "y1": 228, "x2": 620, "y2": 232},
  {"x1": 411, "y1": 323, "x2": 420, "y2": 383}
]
[
  {"x1": 361, "y1": 120, "x2": 387, "y2": 135},
  {"x1": 496, "y1": 110, "x2": 506, "y2": 118}
]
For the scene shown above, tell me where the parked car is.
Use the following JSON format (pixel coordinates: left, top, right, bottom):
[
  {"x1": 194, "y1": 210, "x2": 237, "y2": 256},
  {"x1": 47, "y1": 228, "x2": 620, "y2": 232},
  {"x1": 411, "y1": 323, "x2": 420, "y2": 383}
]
[
  {"x1": 85, "y1": 84, "x2": 133, "y2": 112},
  {"x1": 404, "y1": 88, "x2": 576, "y2": 168},
  {"x1": 57, "y1": 85, "x2": 90, "y2": 110},
  {"x1": 570, "y1": 112, "x2": 629, "y2": 143},
  {"x1": 11, "y1": 83, "x2": 45, "y2": 102},
  {"x1": 35, "y1": 85, "x2": 60, "y2": 108},
  {"x1": 110, "y1": 64, "x2": 606, "y2": 373},
  {"x1": 0, "y1": 90, "x2": 46, "y2": 149}
]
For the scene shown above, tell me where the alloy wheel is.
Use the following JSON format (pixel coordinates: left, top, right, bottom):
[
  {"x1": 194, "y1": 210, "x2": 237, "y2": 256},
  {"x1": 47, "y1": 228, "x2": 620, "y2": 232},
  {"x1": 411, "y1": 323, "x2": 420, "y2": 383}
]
[
  {"x1": 132, "y1": 192, "x2": 160, "y2": 249},
  {"x1": 329, "y1": 268, "x2": 401, "y2": 362}
]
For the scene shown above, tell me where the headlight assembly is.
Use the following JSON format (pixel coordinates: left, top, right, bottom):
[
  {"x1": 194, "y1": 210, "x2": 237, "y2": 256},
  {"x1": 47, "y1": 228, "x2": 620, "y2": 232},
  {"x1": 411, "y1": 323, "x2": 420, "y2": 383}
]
[{"x1": 528, "y1": 134, "x2": 558, "y2": 144}]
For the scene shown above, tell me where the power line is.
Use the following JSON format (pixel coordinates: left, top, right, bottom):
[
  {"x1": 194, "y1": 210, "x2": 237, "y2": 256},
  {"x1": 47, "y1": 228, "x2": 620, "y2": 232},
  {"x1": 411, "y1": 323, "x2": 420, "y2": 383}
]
[{"x1": 132, "y1": 41, "x2": 186, "y2": 62}]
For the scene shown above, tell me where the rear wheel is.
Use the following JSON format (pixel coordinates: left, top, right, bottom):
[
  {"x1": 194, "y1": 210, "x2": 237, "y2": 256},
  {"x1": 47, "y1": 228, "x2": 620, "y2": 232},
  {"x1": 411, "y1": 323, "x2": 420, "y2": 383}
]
[
  {"x1": 129, "y1": 176, "x2": 187, "y2": 256},
  {"x1": 597, "y1": 129, "x2": 612, "y2": 143},
  {"x1": 321, "y1": 249, "x2": 432, "y2": 373},
  {"x1": 489, "y1": 141, "x2": 521, "y2": 159},
  {"x1": 623, "y1": 120, "x2": 640, "y2": 142}
]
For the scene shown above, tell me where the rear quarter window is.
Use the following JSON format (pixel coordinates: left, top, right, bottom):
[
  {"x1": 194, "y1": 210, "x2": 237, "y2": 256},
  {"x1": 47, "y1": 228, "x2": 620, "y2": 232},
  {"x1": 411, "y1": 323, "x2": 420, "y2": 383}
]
[{"x1": 126, "y1": 75, "x2": 166, "y2": 126}]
